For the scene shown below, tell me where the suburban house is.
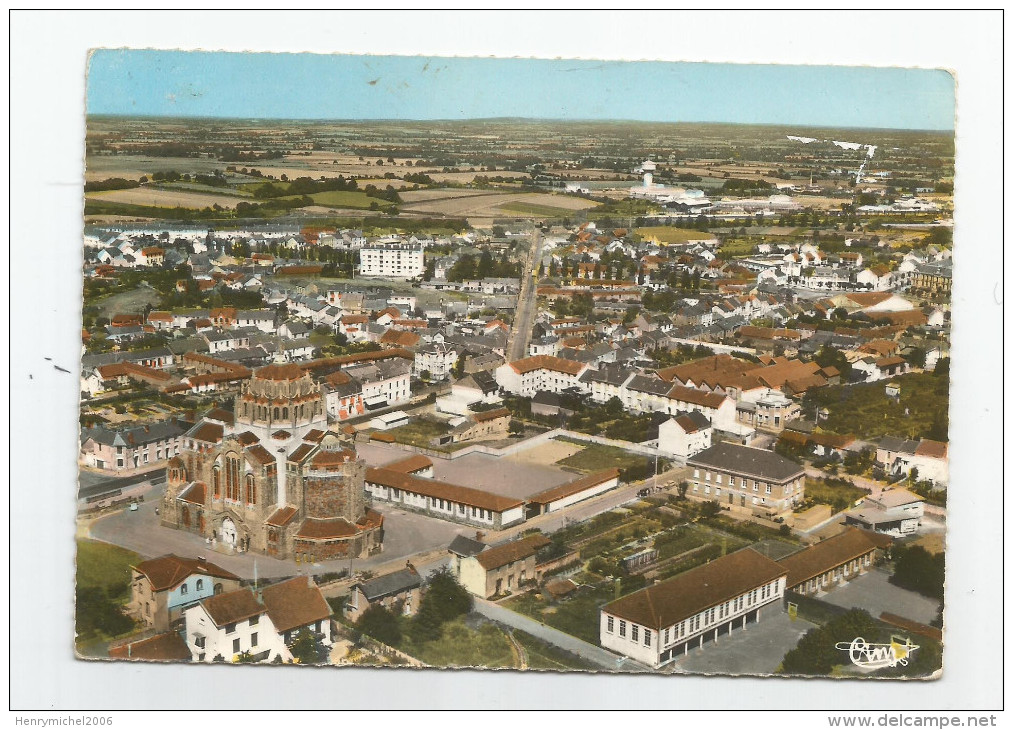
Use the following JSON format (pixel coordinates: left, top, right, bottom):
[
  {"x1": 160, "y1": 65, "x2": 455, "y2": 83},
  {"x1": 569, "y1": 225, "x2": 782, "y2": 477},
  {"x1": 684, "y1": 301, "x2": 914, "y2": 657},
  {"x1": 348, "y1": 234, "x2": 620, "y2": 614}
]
[
  {"x1": 495, "y1": 355, "x2": 589, "y2": 397},
  {"x1": 686, "y1": 443, "x2": 806, "y2": 515},
  {"x1": 260, "y1": 576, "x2": 334, "y2": 647},
  {"x1": 458, "y1": 534, "x2": 552, "y2": 598},
  {"x1": 777, "y1": 527, "x2": 891, "y2": 595},
  {"x1": 876, "y1": 437, "x2": 949, "y2": 486},
  {"x1": 128, "y1": 554, "x2": 242, "y2": 631},
  {"x1": 184, "y1": 588, "x2": 284, "y2": 663},
  {"x1": 599, "y1": 548, "x2": 788, "y2": 668},
  {"x1": 845, "y1": 488, "x2": 925, "y2": 535},
  {"x1": 658, "y1": 411, "x2": 713, "y2": 459},
  {"x1": 79, "y1": 420, "x2": 189, "y2": 472},
  {"x1": 345, "y1": 565, "x2": 423, "y2": 622}
]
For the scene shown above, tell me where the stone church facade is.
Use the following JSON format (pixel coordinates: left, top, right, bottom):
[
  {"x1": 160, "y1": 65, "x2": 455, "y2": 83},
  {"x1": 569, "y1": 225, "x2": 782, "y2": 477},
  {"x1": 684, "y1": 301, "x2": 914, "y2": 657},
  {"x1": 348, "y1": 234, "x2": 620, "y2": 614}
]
[{"x1": 161, "y1": 363, "x2": 383, "y2": 561}]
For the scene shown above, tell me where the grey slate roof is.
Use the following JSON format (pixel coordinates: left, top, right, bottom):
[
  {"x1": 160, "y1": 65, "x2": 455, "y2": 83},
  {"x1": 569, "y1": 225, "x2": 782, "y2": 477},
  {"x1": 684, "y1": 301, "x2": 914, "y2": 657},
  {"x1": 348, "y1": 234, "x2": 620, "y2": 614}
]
[
  {"x1": 687, "y1": 443, "x2": 805, "y2": 483},
  {"x1": 355, "y1": 568, "x2": 422, "y2": 602},
  {"x1": 877, "y1": 436, "x2": 919, "y2": 454},
  {"x1": 448, "y1": 535, "x2": 487, "y2": 558}
]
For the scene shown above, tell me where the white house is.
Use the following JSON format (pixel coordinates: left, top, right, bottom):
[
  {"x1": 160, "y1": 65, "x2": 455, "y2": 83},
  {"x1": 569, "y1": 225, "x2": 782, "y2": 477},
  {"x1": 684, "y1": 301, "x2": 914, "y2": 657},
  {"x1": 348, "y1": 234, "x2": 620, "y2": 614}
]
[
  {"x1": 414, "y1": 336, "x2": 459, "y2": 381},
  {"x1": 658, "y1": 411, "x2": 713, "y2": 459},
  {"x1": 494, "y1": 355, "x2": 589, "y2": 397},
  {"x1": 184, "y1": 589, "x2": 285, "y2": 663},
  {"x1": 845, "y1": 488, "x2": 925, "y2": 535}
]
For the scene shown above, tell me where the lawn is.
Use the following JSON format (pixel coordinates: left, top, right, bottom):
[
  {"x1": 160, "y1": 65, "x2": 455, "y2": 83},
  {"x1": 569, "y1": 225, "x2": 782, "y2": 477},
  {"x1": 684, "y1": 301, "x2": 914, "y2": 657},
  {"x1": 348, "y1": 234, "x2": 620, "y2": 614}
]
[
  {"x1": 384, "y1": 419, "x2": 452, "y2": 450},
  {"x1": 717, "y1": 238, "x2": 758, "y2": 257},
  {"x1": 502, "y1": 585, "x2": 615, "y2": 645},
  {"x1": 636, "y1": 226, "x2": 715, "y2": 244},
  {"x1": 553, "y1": 439, "x2": 652, "y2": 474},
  {"x1": 76, "y1": 539, "x2": 141, "y2": 602},
  {"x1": 804, "y1": 478, "x2": 870, "y2": 514},
  {"x1": 512, "y1": 629, "x2": 598, "y2": 671},
  {"x1": 804, "y1": 372, "x2": 948, "y2": 441},
  {"x1": 402, "y1": 617, "x2": 516, "y2": 668}
]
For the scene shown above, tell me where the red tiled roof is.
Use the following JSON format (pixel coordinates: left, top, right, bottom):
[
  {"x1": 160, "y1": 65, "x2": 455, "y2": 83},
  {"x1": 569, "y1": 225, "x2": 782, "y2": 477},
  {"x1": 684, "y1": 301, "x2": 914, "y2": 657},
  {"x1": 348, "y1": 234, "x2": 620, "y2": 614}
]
[
  {"x1": 191, "y1": 422, "x2": 224, "y2": 444},
  {"x1": 365, "y1": 467, "x2": 522, "y2": 513},
  {"x1": 778, "y1": 528, "x2": 884, "y2": 590},
  {"x1": 295, "y1": 517, "x2": 360, "y2": 540},
  {"x1": 915, "y1": 439, "x2": 948, "y2": 459},
  {"x1": 133, "y1": 554, "x2": 239, "y2": 592},
  {"x1": 261, "y1": 576, "x2": 331, "y2": 633},
  {"x1": 178, "y1": 482, "x2": 207, "y2": 505},
  {"x1": 666, "y1": 385, "x2": 727, "y2": 409},
  {"x1": 527, "y1": 469, "x2": 620, "y2": 506},
  {"x1": 201, "y1": 589, "x2": 265, "y2": 627},
  {"x1": 381, "y1": 454, "x2": 433, "y2": 474},
  {"x1": 474, "y1": 535, "x2": 552, "y2": 571},
  {"x1": 509, "y1": 355, "x2": 585, "y2": 376},
  {"x1": 310, "y1": 449, "x2": 356, "y2": 470},
  {"x1": 266, "y1": 506, "x2": 298, "y2": 527},
  {"x1": 254, "y1": 363, "x2": 305, "y2": 381},
  {"x1": 109, "y1": 632, "x2": 191, "y2": 662},
  {"x1": 246, "y1": 444, "x2": 276, "y2": 467},
  {"x1": 472, "y1": 407, "x2": 510, "y2": 423},
  {"x1": 603, "y1": 549, "x2": 787, "y2": 630}
]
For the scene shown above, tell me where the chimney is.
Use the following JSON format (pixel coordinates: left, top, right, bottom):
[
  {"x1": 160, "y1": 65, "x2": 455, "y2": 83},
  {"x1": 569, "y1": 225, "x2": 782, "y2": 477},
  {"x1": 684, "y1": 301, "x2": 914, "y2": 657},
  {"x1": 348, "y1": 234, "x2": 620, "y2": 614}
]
[
  {"x1": 475, "y1": 531, "x2": 485, "y2": 543},
  {"x1": 197, "y1": 556, "x2": 207, "y2": 571}
]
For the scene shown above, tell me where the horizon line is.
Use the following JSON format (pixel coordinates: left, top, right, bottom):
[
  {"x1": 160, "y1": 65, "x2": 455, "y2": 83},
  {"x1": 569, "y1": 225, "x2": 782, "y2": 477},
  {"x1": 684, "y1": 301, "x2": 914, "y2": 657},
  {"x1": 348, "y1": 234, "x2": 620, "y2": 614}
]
[{"x1": 85, "y1": 113, "x2": 952, "y2": 134}]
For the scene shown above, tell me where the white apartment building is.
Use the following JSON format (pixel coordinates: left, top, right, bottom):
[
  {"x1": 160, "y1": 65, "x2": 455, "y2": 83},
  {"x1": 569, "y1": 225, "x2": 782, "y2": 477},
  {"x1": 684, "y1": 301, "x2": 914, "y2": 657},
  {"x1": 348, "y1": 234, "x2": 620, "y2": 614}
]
[
  {"x1": 358, "y1": 243, "x2": 425, "y2": 279},
  {"x1": 494, "y1": 355, "x2": 589, "y2": 397}
]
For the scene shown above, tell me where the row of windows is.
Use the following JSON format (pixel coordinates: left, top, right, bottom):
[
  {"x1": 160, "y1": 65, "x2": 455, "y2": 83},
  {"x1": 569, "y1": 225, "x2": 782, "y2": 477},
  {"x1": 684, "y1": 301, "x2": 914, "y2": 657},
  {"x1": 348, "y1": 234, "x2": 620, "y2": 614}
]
[
  {"x1": 212, "y1": 466, "x2": 258, "y2": 505},
  {"x1": 377, "y1": 485, "x2": 494, "y2": 521},
  {"x1": 606, "y1": 617, "x2": 653, "y2": 648}
]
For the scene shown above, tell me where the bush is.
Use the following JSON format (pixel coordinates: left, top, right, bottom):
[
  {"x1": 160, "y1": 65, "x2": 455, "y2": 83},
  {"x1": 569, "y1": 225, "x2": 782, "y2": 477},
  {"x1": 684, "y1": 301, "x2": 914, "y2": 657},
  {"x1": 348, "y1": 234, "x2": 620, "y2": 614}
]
[{"x1": 356, "y1": 605, "x2": 402, "y2": 647}]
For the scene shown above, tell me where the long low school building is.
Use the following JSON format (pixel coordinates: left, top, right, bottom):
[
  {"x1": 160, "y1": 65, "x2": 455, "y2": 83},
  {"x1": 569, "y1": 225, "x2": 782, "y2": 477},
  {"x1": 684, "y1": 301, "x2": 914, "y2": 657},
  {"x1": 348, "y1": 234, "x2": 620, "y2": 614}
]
[
  {"x1": 525, "y1": 468, "x2": 621, "y2": 518},
  {"x1": 364, "y1": 467, "x2": 525, "y2": 529},
  {"x1": 777, "y1": 527, "x2": 891, "y2": 596},
  {"x1": 600, "y1": 548, "x2": 788, "y2": 669}
]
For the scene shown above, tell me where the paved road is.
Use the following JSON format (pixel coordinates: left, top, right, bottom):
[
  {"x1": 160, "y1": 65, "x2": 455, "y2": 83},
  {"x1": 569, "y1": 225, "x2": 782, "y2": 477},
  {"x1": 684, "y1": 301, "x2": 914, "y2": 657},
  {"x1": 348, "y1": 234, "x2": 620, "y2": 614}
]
[
  {"x1": 78, "y1": 467, "x2": 164, "y2": 500},
  {"x1": 507, "y1": 228, "x2": 543, "y2": 362},
  {"x1": 473, "y1": 597, "x2": 650, "y2": 673}
]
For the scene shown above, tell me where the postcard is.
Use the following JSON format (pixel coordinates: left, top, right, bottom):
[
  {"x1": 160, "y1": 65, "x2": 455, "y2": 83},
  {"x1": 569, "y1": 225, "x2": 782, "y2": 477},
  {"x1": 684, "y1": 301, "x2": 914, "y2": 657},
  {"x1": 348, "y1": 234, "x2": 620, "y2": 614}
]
[{"x1": 76, "y1": 50, "x2": 952, "y2": 679}]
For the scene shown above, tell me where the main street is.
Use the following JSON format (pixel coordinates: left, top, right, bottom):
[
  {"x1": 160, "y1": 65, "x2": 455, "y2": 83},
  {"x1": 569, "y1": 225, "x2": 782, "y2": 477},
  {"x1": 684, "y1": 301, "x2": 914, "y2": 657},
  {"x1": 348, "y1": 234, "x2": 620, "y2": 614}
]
[{"x1": 506, "y1": 227, "x2": 543, "y2": 362}]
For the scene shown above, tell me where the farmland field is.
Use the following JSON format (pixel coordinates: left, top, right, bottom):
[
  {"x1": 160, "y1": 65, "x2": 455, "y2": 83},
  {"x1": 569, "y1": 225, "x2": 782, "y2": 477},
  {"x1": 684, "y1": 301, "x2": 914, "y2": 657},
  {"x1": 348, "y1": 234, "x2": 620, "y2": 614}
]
[
  {"x1": 403, "y1": 191, "x2": 598, "y2": 218},
  {"x1": 636, "y1": 226, "x2": 717, "y2": 244},
  {"x1": 86, "y1": 187, "x2": 249, "y2": 209}
]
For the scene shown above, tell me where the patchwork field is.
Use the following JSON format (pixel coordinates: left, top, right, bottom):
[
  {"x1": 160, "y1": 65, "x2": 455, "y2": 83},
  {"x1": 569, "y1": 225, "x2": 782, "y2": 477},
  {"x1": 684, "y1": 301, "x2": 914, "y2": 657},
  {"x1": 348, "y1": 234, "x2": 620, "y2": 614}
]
[
  {"x1": 402, "y1": 191, "x2": 598, "y2": 218},
  {"x1": 636, "y1": 226, "x2": 717, "y2": 243},
  {"x1": 86, "y1": 187, "x2": 249, "y2": 209}
]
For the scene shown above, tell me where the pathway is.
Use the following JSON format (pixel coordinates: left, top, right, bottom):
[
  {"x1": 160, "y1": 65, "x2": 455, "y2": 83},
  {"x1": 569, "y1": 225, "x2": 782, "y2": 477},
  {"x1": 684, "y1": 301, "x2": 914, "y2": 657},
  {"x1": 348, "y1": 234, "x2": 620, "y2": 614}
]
[{"x1": 472, "y1": 597, "x2": 650, "y2": 673}]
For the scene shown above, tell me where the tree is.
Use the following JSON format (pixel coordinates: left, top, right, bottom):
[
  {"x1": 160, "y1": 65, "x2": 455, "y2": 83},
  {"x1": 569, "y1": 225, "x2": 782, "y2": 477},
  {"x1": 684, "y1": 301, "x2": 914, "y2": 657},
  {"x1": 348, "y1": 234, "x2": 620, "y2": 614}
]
[
  {"x1": 780, "y1": 609, "x2": 877, "y2": 675},
  {"x1": 288, "y1": 629, "x2": 325, "y2": 664},
  {"x1": 409, "y1": 568, "x2": 472, "y2": 644},
  {"x1": 356, "y1": 605, "x2": 402, "y2": 647}
]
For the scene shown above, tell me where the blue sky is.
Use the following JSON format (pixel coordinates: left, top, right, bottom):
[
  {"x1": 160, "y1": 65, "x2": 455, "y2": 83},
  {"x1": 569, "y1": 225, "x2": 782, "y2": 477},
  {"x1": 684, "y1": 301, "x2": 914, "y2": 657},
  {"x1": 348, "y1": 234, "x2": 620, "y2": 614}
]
[{"x1": 87, "y1": 50, "x2": 954, "y2": 131}]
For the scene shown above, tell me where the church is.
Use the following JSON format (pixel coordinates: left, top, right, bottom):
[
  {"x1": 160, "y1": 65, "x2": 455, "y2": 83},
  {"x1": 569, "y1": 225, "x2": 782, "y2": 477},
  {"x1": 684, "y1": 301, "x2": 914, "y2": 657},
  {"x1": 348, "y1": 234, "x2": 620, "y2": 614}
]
[{"x1": 161, "y1": 362, "x2": 384, "y2": 561}]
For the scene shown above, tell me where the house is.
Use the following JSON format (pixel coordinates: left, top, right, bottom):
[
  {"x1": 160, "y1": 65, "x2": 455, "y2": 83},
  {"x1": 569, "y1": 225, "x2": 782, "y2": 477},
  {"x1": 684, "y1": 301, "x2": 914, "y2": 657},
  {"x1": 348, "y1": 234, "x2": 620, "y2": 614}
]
[
  {"x1": 494, "y1": 355, "x2": 588, "y2": 397},
  {"x1": 658, "y1": 411, "x2": 712, "y2": 459},
  {"x1": 345, "y1": 565, "x2": 423, "y2": 622},
  {"x1": 687, "y1": 442, "x2": 805, "y2": 515},
  {"x1": 80, "y1": 420, "x2": 189, "y2": 472},
  {"x1": 260, "y1": 576, "x2": 334, "y2": 648},
  {"x1": 128, "y1": 554, "x2": 242, "y2": 631},
  {"x1": 448, "y1": 408, "x2": 511, "y2": 443},
  {"x1": 777, "y1": 527, "x2": 890, "y2": 595},
  {"x1": 458, "y1": 534, "x2": 551, "y2": 598},
  {"x1": 358, "y1": 243, "x2": 424, "y2": 279},
  {"x1": 184, "y1": 589, "x2": 284, "y2": 663},
  {"x1": 845, "y1": 488, "x2": 925, "y2": 535},
  {"x1": 599, "y1": 548, "x2": 788, "y2": 669},
  {"x1": 413, "y1": 338, "x2": 459, "y2": 381}
]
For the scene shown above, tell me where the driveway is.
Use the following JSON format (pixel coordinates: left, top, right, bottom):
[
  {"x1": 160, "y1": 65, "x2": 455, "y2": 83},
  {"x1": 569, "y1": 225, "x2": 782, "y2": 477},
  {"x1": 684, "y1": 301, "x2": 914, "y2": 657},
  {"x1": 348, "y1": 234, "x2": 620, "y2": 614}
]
[
  {"x1": 671, "y1": 608, "x2": 816, "y2": 676},
  {"x1": 818, "y1": 568, "x2": 941, "y2": 625},
  {"x1": 473, "y1": 597, "x2": 650, "y2": 673}
]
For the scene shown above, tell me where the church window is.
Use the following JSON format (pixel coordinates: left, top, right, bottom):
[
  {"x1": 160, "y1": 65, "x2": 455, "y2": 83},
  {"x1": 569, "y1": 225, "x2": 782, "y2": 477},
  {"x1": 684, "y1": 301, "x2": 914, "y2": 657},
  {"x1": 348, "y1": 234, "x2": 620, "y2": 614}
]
[
  {"x1": 283, "y1": 407, "x2": 289, "y2": 420},
  {"x1": 274, "y1": 408, "x2": 279, "y2": 419},
  {"x1": 212, "y1": 468, "x2": 221, "y2": 498},
  {"x1": 246, "y1": 475, "x2": 257, "y2": 505}
]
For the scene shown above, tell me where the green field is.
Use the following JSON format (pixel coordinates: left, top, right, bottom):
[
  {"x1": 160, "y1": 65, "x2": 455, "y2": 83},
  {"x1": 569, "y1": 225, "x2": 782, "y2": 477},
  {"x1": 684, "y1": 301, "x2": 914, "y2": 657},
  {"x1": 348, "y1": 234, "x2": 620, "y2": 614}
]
[
  {"x1": 804, "y1": 478, "x2": 870, "y2": 514},
  {"x1": 404, "y1": 617, "x2": 515, "y2": 668},
  {"x1": 502, "y1": 584, "x2": 614, "y2": 645},
  {"x1": 636, "y1": 226, "x2": 715, "y2": 244},
  {"x1": 512, "y1": 629, "x2": 598, "y2": 671},
  {"x1": 304, "y1": 190, "x2": 395, "y2": 210},
  {"x1": 805, "y1": 371, "x2": 948, "y2": 441},
  {"x1": 384, "y1": 419, "x2": 453, "y2": 450},
  {"x1": 553, "y1": 439, "x2": 651, "y2": 474},
  {"x1": 76, "y1": 539, "x2": 141, "y2": 598}
]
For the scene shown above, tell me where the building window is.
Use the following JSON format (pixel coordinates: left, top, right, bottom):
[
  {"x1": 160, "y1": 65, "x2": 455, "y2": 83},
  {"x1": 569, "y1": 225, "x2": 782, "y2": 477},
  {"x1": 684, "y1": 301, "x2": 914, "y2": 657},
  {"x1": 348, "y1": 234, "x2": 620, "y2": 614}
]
[
  {"x1": 250, "y1": 615, "x2": 259, "y2": 626},
  {"x1": 246, "y1": 474, "x2": 257, "y2": 505},
  {"x1": 644, "y1": 630, "x2": 652, "y2": 647},
  {"x1": 251, "y1": 632, "x2": 258, "y2": 647},
  {"x1": 631, "y1": 625, "x2": 639, "y2": 643},
  {"x1": 765, "y1": 485, "x2": 772, "y2": 495},
  {"x1": 226, "y1": 623, "x2": 236, "y2": 634},
  {"x1": 619, "y1": 620, "x2": 626, "y2": 638},
  {"x1": 180, "y1": 584, "x2": 188, "y2": 596},
  {"x1": 196, "y1": 579, "x2": 203, "y2": 591},
  {"x1": 213, "y1": 468, "x2": 221, "y2": 498},
  {"x1": 233, "y1": 638, "x2": 241, "y2": 654},
  {"x1": 194, "y1": 635, "x2": 205, "y2": 649}
]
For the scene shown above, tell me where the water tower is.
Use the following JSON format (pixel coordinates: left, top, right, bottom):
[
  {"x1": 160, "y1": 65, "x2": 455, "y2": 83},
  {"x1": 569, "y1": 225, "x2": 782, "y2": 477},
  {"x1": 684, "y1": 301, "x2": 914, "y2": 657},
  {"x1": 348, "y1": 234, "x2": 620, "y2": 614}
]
[{"x1": 640, "y1": 159, "x2": 657, "y2": 188}]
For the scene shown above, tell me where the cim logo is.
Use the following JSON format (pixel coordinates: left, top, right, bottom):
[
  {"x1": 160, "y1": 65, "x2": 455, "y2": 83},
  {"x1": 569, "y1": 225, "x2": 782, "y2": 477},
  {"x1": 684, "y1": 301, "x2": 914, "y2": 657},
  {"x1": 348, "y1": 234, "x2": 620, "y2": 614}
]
[{"x1": 836, "y1": 636, "x2": 919, "y2": 669}]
